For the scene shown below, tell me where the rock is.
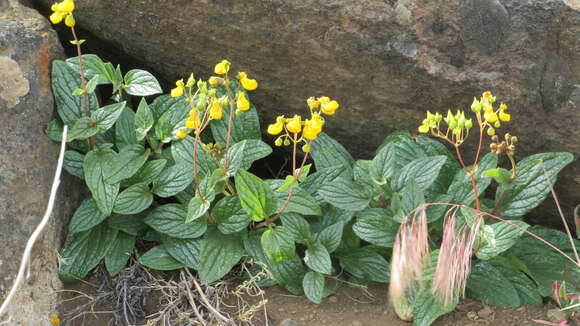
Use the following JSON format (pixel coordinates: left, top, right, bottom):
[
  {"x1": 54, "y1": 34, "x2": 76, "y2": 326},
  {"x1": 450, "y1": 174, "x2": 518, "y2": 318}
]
[
  {"x1": 35, "y1": 0, "x2": 580, "y2": 222},
  {"x1": 328, "y1": 295, "x2": 338, "y2": 303},
  {"x1": 477, "y1": 306, "x2": 493, "y2": 319},
  {"x1": 280, "y1": 319, "x2": 298, "y2": 326},
  {"x1": 0, "y1": 1, "x2": 82, "y2": 324},
  {"x1": 351, "y1": 321, "x2": 364, "y2": 326}
]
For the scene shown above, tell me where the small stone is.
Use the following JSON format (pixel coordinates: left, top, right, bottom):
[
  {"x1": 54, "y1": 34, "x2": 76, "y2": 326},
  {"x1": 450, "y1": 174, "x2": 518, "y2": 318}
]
[
  {"x1": 547, "y1": 308, "x2": 567, "y2": 322},
  {"x1": 351, "y1": 321, "x2": 364, "y2": 326},
  {"x1": 477, "y1": 306, "x2": 493, "y2": 319},
  {"x1": 328, "y1": 295, "x2": 338, "y2": 303},
  {"x1": 280, "y1": 319, "x2": 298, "y2": 326},
  {"x1": 467, "y1": 311, "x2": 478, "y2": 320},
  {"x1": 299, "y1": 317, "x2": 306, "y2": 322}
]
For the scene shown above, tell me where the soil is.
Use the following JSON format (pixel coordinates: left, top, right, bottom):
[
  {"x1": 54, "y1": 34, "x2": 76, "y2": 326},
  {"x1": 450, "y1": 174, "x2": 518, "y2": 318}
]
[{"x1": 59, "y1": 279, "x2": 563, "y2": 326}]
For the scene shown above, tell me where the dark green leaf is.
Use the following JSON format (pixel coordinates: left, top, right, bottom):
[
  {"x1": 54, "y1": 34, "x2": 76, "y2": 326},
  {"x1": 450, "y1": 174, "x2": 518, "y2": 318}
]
[
  {"x1": 104, "y1": 144, "x2": 150, "y2": 184},
  {"x1": 115, "y1": 107, "x2": 139, "y2": 150},
  {"x1": 317, "y1": 222, "x2": 344, "y2": 253},
  {"x1": 412, "y1": 287, "x2": 452, "y2": 326},
  {"x1": 223, "y1": 139, "x2": 272, "y2": 176},
  {"x1": 268, "y1": 181, "x2": 322, "y2": 216},
  {"x1": 164, "y1": 237, "x2": 201, "y2": 270},
  {"x1": 126, "y1": 159, "x2": 167, "y2": 185},
  {"x1": 91, "y1": 101, "x2": 127, "y2": 132},
  {"x1": 261, "y1": 227, "x2": 296, "y2": 264},
  {"x1": 139, "y1": 246, "x2": 185, "y2": 270},
  {"x1": 447, "y1": 153, "x2": 498, "y2": 205},
  {"x1": 153, "y1": 95, "x2": 190, "y2": 142},
  {"x1": 123, "y1": 69, "x2": 162, "y2": 96},
  {"x1": 302, "y1": 165, "x2": 346, "y2": 202},
  {"x1": 199, "y1": 231, "x2": 245, "y2": 282},
  {"x1": 84, "y1": 145, "x2": 119, "y2": 216},
  {"x1": 391, "y1": 180, "x2": 425, "y2": 223},
  {"x1": 171, "y1": 136, "x2": 217, "y2": 177},
  {"x1": 108, "y1": 212, "x2": 149, "y2": 236},
  {"x1": 105, "y1": 232, "x2": 135, "y2": 276},
  {"x1": 467, "y1": 260, "x2": 521, "y2": 307},
  {"x1": 303, "y1": 271, "x2": 325, "y2": 304},
  {"x1": 212, "y1": 195, "x2": 251, "y2": 234},
  {"x1": 236, "y1": 170, "x2": 277, "y2": 222},
  {"x1": 392, "y1": 155, "x2": 447, "y2": 192},
  {"x1": 488, "y1": 256, "x2": 542, "y2": 305},
  {"x1": 46, "y1": 119, "x2": 65, "y2": 142},
  {"x1": 210, "y1": 91, "x2": 261, "y2": 144},
  {"x1": 134, "y1": 98, "x2": 154, "y2": 141},
  {"x1": 52, "y1": 60, "x2": 99, "y2": 125},
  {"x1": 353, "y1": 208, "x2": 398, "y2": 247},
  {"x1": 339, "y1": 247, "x2": 389, "y2": 283},
  {"x1": 318, "y1": 179, "x2": 372, "y2": 211},
  {"x1": 281, "y1": 213, "x2": 312, "y2": 244},
  {"x1": 67, "y1": 117, "x2": 100, "y2": 141},
  {"x1": 305, "y1": 242, "x2": 332, "y2": 274},
  {"x1": 152, "y1": 164, "x2": 194, "y2": 198},
  {"x1": 476, "y1": 220, "x2": 529, "y2": 260},
  {"x1": 113, "y1": 183, "x2": 153, "y2": 215},
  {"x1": 186, "y1": 196, "x2": 211, "y2": 222},
  {"x1": 68, "y1": 198, "x2": 108, "y2": 233},
  {"x1": 66, "y1": 54, "x2": 115, "y2": 85},
  {"x1": 59, "y1": 223, "x2": 118, "y2": 282},
  {"x1": 483, "y1": 168, "x2": 513, "y2": 185},
  {"x1": 144, "y1": 204, "x2": 207, "y2": 239},
  {"x1": 63, "y1": 150, "x2": 85, "y2": 179}
]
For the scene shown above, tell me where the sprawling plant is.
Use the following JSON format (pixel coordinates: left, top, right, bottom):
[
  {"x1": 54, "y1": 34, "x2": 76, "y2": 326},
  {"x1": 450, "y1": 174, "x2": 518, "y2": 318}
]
[{"x1": 47, "y1": 2, "x2": 578, "y2": 325}]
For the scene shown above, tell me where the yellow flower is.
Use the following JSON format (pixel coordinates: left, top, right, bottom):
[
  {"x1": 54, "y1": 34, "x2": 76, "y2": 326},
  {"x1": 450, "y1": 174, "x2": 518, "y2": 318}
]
[
  {"x1": 307, "y1": 97, "x2": 320, "y2": 110},
  {"x1": 318, "y1": 96, "x2": 330, "y2": 105},
  {"x1": 310, "y1": 113, "x2": 323, "y2": 133},
  {"x1": 321, "y1": 100, "x2": 339, "y2": 115},
  {"x1": 267, "y1": 123, "x2": 283, "y2": 135},
  {"x1": 170, "y1": 79, "x2": 184, "y2": 98},
  {"x1": 482, "y1": 91, "x2": 492, "y2": 102},
  {"x1": 303, "y1": 120, "x2": 319, "y2": 140},
  {"x1": 238, "y1": 72, "x2": 247, "y2": 79},
  {"x1": 236, "y1": 92, "x2": 250, "y2": 111},
  {"x1": 418, "y1": 123, "x2": 430, "y2": 133},
  {"x1": 286, "y1": 115, "x2": 302, "y2": 134},
  {"x1": 208, "y1": 76, "x2": 223, "y2": 86},
  {"x1": 64, "y1": 14, "x2": 75, "y2": 27},
  {"x1": 484, "y1": 111, "x2": 498, "y2": 123},
  {"x1": 499, "y1": 104, "x2": 510, "y2": 122},
  {"x1": 49, "y1": 12, "x2": 63, "y2": 24},
  {"x1": 57, "y1": 0, "x2": 75, "y2": 13},
  {"x1": 240, "y1": 77, "x2": 258, "y2": 91},
  {"x1": 210, "y1": 101, "x2": 222, "y2": 119},
  {"x1": 214, "y1": 59, "x2": 231, "y2": 75},
  {"x1": 186, "y1": 110, "x2": 201, "y2": 129},
  {"x1": 50, "y1": 314, "x2": 61, "y2": 326}
]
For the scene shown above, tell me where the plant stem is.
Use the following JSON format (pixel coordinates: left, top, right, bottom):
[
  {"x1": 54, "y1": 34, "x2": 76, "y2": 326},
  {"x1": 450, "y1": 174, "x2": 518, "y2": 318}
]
[
  {"x1": 454, "y1": 145, "x2": 481, "y2": 211},
  {"x1": 193, "y1": 133, "x2": 201, "y2": 198},
  {"x1": 70, "y1": 26, "x2": 93, "y2": 150}
]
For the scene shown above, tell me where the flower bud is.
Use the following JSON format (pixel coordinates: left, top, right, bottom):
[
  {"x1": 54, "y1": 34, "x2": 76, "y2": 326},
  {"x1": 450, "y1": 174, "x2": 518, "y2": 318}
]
[
  {"x1": 511, "y1": 136, "x2": 518, "y2": 144},
  {"x1": 275, "y1": 137, "x2": 283, "y2": 146},
  {"x1": 302, "y1": 144, "x2": 311, "y2": 153},
  {"x1": 471, "y1": 97, "x2": 482, "y2": 112},
  {"x1": 64, "y1": 13, "x2": 76, "y2": 27},
  {"x1": 494, "y1": 120, "x2": 501, "y2": 128},
  {"x1": 283, "y1": 139, "x2": 291, "y2": 146},
  {"x1": 307, "y1": 97, "x2": 320, "y2": 110},
  {"x1": 208, "y1": 76, "x2": 222, "y2": 86},
  {"x1": 487, "y1": 127, "x2": 496, "y2": 136},
  {"x1": 464, "y1": 119, "x2": 473, "y2": 130},
  {"x1": 214, "y1": 59, "x2": 231, "y2": 75},
  {"x1": 218, "y1": 95, "x2": 229, "y2": 107},
  {"x1": 186, "y1": 73, "x2": 195, "y2": 87},
  {"x1": 176, "y1": 129, "x2": 188, "y2": 139}
]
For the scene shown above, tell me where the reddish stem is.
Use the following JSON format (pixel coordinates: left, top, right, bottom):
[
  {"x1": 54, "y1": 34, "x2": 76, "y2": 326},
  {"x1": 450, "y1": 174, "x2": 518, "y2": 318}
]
[
  {"x1": 455, "y1": 145, "x2": 481, "y2": 211},
  {"x1": 70, "y1": 26, "x2": 93, "y2": 149}
]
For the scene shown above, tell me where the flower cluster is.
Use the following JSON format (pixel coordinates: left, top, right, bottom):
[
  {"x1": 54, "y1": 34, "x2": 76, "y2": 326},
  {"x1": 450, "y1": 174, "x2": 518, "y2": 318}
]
[
  {"x1": 419, "y1": 110, "x2": 473, "y2": 144},
  {"x1": 49, "y1": 0, "x2": 76, "y2": 27},
  {"x1": 489, "y1": 133, "x2": 517, "y2": 156},
  {"x1": 172, "y1": 60, "x2": 258, "y2": 139},
  {"x1": 267, "y1": 96, "x2": 339, "y2": 152},
  {"x1": 470, "y1": 91, "x2": 511, "y2": 136}
]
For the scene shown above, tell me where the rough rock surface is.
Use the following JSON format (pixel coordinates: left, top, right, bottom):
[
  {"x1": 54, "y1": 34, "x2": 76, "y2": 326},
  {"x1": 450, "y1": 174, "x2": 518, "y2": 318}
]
[
  {"x1": 37, "y1": 0, "x2": 579, "y2": 223},
  {"x1": 0, "y1": 0, "x2": 82, "y2": 324}
]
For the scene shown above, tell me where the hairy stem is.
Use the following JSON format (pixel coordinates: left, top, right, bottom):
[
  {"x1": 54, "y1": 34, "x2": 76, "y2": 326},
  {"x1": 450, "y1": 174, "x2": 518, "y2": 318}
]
[{"x1": 70, "y1": 26, "x2": 93, "y2": 150}]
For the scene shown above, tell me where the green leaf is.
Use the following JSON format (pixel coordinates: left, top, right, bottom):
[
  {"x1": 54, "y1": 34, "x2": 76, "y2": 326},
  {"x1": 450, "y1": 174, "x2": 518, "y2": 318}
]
[
  {"x1": 412, "y1": 287, "x2": 452, "y2": 326},
  {"x1": 318, "y1": 179, "x2": 372, "y2": 211},
  {"x1": 301, "y1": 165, "x2": 346, "y2": 202},
  {"x1": 487, "y1": 256, "x2": 542, "y2": 305},
  {"x1": 483, "y1": 168, "x2": 513, "y2": 185},
  {"x1": 261, "y1": 227, "x2": 296, "y2": 264},
  {"x1": 46, "y1": 119, "x2": 65, "y2": 142},
  {"x1": 391, "y1": 180, "x2": 425, "y2": 223},
  {"x1": 371, "y1": 142, "x2": 396, "y2": 184},
  {"x1": 52, "y1": 60, "x2": 99, "y2": 125},
  {"x1": 104, "y1": 144, "x2": 150, "y2": 184},
  {"x1": 447, "y1": 153, "x2": 498, "y2": 205},
  {"x1": 476, "y1": 220, "x2": 529, "y2": 260},
  {"x1": 105, "y1": 232, "x2": 135, "y2": 277},
  {"x1": 66, "y1": 54, "x2": 116, "y2": 85},
  {"x1": 236, "y1": 170, "x2": 276, "y2": 222},
  {"x1": 311, "y1": 133, "x2": 354, "y2": 173},
  {"x1": 152, "y1": 164, "x2": 194, "y2": 198},
  {"x1": 303, "y1": 271, "x2": 325, "y2": 304},
  {"x1": 270, "y1": 255, "x2": 307, "y2": 295},
  {"x1": 63, "y1": 150, "x2": 85, "y2": 179},
  {"x1": 223, "y1": 139, "x2": 272, "y2": 176},
  {"x1": 268, "y1": 181, "x2": 322, "y2": 216},
  {"x1": 84, "y1": 145, "x2": 120, "y2": 216},
  {"x1": 59, "y1": 223, "x2": 118, "y2": 282},
  {"x1": 153, "y1": 95, "x2": 190, "y2": 142},
  {"x1": 123, "y1": 69, "x2": 162, "y2": 96},
  {"x1": 281, "y1": 213, "x2": 312, "y2": 244},
  {"x1": 392, "y1": 155, "x2": 447, "y2": 192},
  {"x1": 67, "y1": 117, "x2": 100, "y2": 141},
  {"x1": 496, "y1": 152, "x2": 574, "y2": 218},
  {"x1": 144, "y1": 204, "x2": 207, "y2": 239},
  {"x1": 305, "y1": 242, "x2": 332, "y2": 274},
  {"x1": 317, "y1": 222, "x2": 344, "y2": 253},
  {"x1": 85, "y1": 75, "x2": 100, "y2": 93},
  {"x1": 199, "y1": 231, "x2": 245, "y2": 283},
  {"x1": 107, "y1": 212, "x2": 148, "y2": 236},
  {"x1": 353, "y1": 208, "x2": 398, "y2": 247},
  {"x1": 134, "y1": 98, "x2": 154, "y2": 141},
  {"x1": 68, "y1": 198, "x2": 108, "y2": 233},
  {"x1": 91, "y1": 102, "x2": 127, "y2": 132},
  {"x1": 126, "y1": 159, "x2": 167, "y2": 186},
  {"x1": 506, "y1": 226, "x2": 580, "y2": 296},
  {"x1": 171, "y1": 136, "x2": 217, "y2": 177},
  {"x1": 339, "y1": 247, "x2": 389, "y2": 283},
  {"x1": 212, "y1": 195, "x2": 251, "y2": 234},
  {"x1": 186, "y1": 196, "x2": 211, "y2": 222},
  {"x1": 113, "y1": 183, "x2": 153, "y2": 215},
  {"x1": 163, "y1": 237, "x2": 201, "y2": 270},
  {"x1": 210, "y1": 92, "x2": 261, "y2": 144},
  {"x1": 115, "y1": 107, "x2": 139, "y2": 150},
  {"x1": 466, "y1": 260, "x2": 521, "y2": 307},
  {"x1": 139, "y1": 246, "x2": 185, "y2": 271}
]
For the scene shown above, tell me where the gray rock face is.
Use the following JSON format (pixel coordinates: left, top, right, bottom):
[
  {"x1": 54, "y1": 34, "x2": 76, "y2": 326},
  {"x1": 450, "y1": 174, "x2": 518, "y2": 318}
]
[
  {"x1": 0, "y1": 0, "x2": 82, "y2": 324},
  {"x1": 36, "y1": 0, "x2": 580, "y2": 223}
]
